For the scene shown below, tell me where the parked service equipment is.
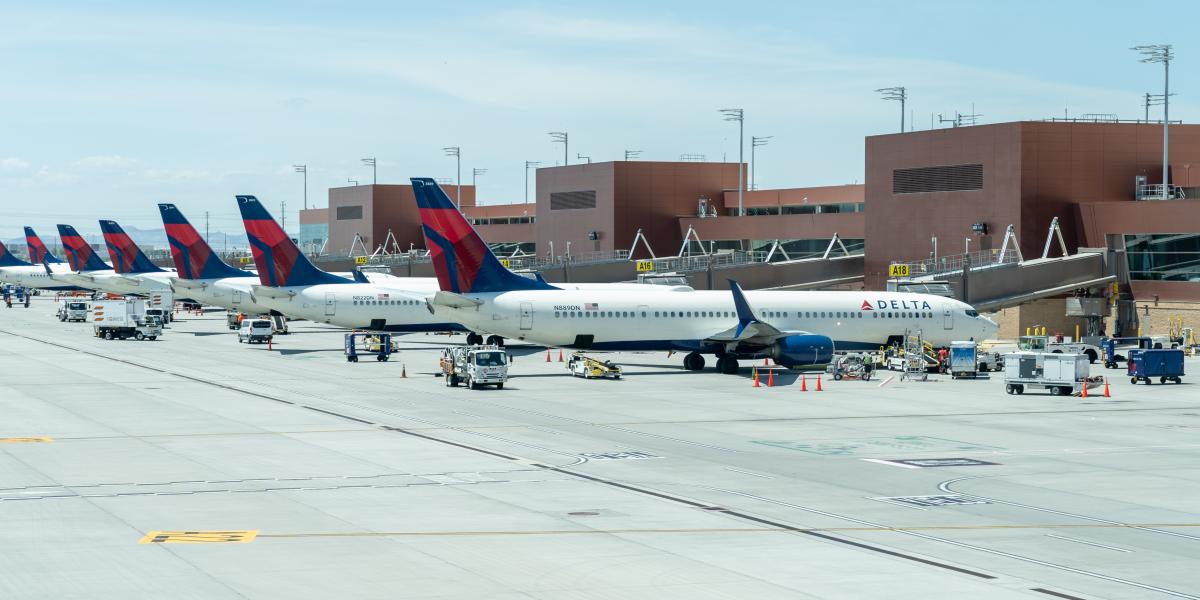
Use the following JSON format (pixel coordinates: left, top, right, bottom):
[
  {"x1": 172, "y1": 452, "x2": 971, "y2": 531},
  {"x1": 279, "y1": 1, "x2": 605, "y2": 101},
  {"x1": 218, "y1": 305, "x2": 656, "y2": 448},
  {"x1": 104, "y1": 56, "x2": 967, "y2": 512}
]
[
  {"x1": 1127, "y1": 348, "x2": 1184, "y2": 385},
  {"x1": 1101, "y1": 336, "x2": 1153, "y2": 369},
  {"x1": 92, "y1": 300, "x2": 161, "y2": 341},
  {"x1": 344, "y1": 332, "x2": 392, "y2": 362},
  {"x1": 567, "y1": 352, "x2": 623, "y2": 379},
  {"x1": 238, "y1": 319, "x2": 273, "y2": 344},
  {"x1": 269, "y1": 314, "x2": 289, "y2": 335},
  {"x1": 1004, "y1": 352, "x2": 1091, "y2": 396},
  {"x1": 58, "y1": 300, "x2": 90, "y2": 322},
  {"x1": 226, "y1": 311, "x2": 243, "y2": 330},
  {"x1": 948, "y1": 341, "x2": 980, "y2": 379},
  {"x1": 1018, "y1": 335, "x2": 1101, "y2": 364},
  {"x1": 147, "y1": 291, "x2": 174, "y2": 323},
  {"x1": 440, "y1": 345, "x2": 509, "y2": 389}
]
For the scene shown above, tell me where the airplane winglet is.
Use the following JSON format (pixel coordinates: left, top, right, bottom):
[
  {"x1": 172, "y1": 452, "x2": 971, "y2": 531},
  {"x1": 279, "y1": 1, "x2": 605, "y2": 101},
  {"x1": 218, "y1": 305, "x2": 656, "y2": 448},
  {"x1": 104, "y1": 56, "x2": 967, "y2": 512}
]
[{"x1": 728, "y1": 279, "x2": 759, "y2": 337}]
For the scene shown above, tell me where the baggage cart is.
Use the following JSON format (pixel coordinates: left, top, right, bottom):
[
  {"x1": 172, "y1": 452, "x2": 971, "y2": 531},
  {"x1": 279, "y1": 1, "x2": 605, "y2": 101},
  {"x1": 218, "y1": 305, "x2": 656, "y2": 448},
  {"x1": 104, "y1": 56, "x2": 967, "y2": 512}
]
[
  {"x1": 1004, "y1": 352, "x2": 1092, "y2": 396},
  {"x1": 1127, "y1": 349, "x2": 1184, "y2": 385},
  {"x1": 344, "y1": 332, "x2": 392, "y2": 362}
]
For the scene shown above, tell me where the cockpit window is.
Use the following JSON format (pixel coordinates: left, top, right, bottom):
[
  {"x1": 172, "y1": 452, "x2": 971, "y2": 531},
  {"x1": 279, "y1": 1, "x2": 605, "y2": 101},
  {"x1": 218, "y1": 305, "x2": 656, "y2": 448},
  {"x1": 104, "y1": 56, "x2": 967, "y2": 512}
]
[{"x1": 965, "y1": 309, "x2": 978, "y2": 317}]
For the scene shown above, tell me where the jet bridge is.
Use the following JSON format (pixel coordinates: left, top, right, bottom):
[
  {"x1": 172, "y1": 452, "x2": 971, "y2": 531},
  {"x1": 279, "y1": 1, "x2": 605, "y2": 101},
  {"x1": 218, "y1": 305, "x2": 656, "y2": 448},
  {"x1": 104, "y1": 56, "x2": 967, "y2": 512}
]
[{"x1": 889, "y1": 218, "x2": 1115, "y2": 312}]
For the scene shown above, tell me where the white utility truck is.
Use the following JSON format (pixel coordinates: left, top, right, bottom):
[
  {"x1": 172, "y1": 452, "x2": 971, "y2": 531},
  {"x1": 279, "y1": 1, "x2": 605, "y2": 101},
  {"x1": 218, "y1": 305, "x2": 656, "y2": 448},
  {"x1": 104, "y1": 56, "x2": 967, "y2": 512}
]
[
  {"x1": 58, "y1": 300, "x2": 90, "y2": 322},
  {"x1": 92, "y1": 299, "x2": 162, "y2": 341},
  {"x1": 1003, "y1": 351, "x2": 1090, "y2": 396},
  {"x1": 440, "y1": 345, "x2": 509, "y2": 389},
  {"x1": 1018, "y1": 335, "x2": 1101, "y2": 364}
]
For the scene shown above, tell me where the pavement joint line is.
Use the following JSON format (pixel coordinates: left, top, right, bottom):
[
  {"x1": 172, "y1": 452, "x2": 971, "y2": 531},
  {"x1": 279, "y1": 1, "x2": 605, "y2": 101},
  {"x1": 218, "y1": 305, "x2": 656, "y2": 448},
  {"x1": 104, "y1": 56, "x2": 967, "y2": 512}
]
[
  {"x1": 1045, "y1": 534, "x2": 1132, "y2": 553},
  {"x1": 1030, "y1": 588, "x2": 1092, "y2": 600}
]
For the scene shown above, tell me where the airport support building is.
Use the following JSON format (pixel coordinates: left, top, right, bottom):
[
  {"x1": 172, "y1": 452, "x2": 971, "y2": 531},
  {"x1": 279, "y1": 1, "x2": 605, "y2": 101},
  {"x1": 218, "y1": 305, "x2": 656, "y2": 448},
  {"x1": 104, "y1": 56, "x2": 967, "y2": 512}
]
[{"x1": 299, "y1": 120, "x2": 1199, "y2": 338}]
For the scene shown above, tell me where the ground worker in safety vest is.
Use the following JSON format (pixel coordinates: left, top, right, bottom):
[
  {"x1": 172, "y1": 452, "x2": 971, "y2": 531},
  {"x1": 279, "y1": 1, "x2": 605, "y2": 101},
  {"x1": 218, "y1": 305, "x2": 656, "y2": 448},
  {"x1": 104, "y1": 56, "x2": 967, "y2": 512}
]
[{"x1": 863, "y1": 353, "x2": 874, "y2": 375}]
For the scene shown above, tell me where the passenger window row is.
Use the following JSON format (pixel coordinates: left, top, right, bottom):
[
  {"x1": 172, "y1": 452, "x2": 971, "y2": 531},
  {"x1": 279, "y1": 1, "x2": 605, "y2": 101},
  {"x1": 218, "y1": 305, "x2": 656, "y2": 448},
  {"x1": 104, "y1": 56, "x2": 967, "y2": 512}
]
[
  {"x1": 870, "y1": 311, "x2": 934, "y2": 319},
  {"x1": 352, "y1": 299, "x2": 421, "y2": 306}
]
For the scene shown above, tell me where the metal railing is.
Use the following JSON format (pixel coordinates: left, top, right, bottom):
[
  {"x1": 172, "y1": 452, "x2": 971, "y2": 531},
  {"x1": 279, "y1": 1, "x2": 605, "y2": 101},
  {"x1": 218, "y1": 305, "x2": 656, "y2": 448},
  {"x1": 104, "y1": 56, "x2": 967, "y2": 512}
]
[
  {"x1": 1136, "y1": 184, "x2": 1187, "y2": 200},
  {"x1": 642, "y1": 250, "x2": 768, "y2": 274},
  {"x1": 893, "y1": 248, "x2": 1021, "y2": 278}
]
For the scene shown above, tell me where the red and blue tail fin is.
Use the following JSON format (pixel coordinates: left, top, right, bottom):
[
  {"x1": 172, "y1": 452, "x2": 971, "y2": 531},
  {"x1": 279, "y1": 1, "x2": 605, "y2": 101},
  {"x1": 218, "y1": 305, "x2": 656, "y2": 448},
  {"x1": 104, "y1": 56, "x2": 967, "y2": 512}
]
[
  {"x1": 158, "y1": 204, "x2": 252, "y2": 280},
  {"x1": 0, "y1": 240, "x2": 31, "y2": 267},
  {"x1": 236, "y1": 195, "x2": 349, "y2": 287},
  {"x1": 24, "y1": 227, "x2": 63, "y2": 264},
  {"x1": 56, "y1": 224, "x2": 112, "y2": 271},
  {"x1": 411, "y1": 177, "x2": 556, "y2": 294},
  {"x1": 99, "y1": 220, "x2": 164, "y2": 274}
]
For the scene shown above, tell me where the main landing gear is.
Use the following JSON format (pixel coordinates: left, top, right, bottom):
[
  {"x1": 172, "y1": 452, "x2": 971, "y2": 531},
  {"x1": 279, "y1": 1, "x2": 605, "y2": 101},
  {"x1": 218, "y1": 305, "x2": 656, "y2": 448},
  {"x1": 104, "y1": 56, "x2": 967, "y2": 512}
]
[
  {"x1": 683, "y1": 351, "x2": 706, "y2": 371},
  {"x1": 465, "y1": 332, "x2": 505, "y2": 347},
  {"x1": 715, "y1": 355, "x2": 740, "y2": 374}
]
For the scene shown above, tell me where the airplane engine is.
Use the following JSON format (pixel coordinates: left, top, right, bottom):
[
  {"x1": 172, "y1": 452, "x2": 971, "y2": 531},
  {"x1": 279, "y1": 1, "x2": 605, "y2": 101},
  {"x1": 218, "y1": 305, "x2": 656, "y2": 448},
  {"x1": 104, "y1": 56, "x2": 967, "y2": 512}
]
[{"x1": 771, "y1": 334, "x2": 834, "y2": 367}]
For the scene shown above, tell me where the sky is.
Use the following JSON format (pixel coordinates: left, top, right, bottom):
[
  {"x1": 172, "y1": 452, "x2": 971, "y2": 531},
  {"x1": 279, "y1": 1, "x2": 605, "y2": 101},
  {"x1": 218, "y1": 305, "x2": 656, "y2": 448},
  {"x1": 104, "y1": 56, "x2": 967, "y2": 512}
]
[{"x1": 2, "y1": 0, "x2": 1197, "y2": 241}]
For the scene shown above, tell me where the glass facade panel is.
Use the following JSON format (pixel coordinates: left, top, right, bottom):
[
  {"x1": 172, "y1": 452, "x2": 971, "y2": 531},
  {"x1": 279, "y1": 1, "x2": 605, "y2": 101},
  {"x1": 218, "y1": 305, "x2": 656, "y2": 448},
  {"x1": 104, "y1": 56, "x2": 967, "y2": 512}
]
[
  {"x1": 750, "y1": 238, "x2": 865, "y2": 260},
  {"x1": 1125, "y1": 233, "x2": 1200, "y2": 281},
  {"x1": 298, "y1": 223, "x2": 328, "y2": 253}
]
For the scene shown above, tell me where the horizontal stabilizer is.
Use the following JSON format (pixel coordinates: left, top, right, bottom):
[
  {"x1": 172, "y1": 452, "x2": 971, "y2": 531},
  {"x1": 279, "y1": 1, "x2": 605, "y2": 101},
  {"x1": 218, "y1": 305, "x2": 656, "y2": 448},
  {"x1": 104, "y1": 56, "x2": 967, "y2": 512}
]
[
  {"x1": 431, "y1": 290, "x2": 484, "y2": 309},
  {"x1": 250, "y1": 284, "x2": 297, "y2": 300}
]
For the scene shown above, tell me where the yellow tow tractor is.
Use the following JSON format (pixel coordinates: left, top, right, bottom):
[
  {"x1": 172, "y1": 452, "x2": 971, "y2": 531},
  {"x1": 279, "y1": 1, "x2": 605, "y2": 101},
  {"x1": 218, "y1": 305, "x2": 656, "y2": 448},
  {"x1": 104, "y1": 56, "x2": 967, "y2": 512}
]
[{"x1": 567, "y1": 352, "x2": 623, "y2": 379}]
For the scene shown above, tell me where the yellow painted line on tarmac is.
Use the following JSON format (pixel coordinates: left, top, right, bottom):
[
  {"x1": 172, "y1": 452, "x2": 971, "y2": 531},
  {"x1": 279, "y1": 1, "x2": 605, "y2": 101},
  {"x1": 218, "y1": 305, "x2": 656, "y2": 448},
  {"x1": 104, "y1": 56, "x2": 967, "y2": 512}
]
[
  {"x1": 139, "y1": 530, "x2": 258, "y2": 544},
  {"x1": 0, "y1": 437, "x2": 53, "y2": 443},
  {"x1": 254, "y1": 522, "x2": 1200, "y2": 540}
]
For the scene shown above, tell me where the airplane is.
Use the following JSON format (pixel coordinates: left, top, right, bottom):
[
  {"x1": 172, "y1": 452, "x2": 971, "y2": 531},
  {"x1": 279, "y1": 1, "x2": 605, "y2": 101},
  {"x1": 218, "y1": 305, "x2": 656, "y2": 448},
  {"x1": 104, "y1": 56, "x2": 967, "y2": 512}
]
[
  {"x1": 49, "y1": 224, "x2": 128, "y2": 293},
  {"x1": 412, "y1": 177, "x2": 998, "y2": 373},
  {"x1": 97, "y1": 220, "x2": 176, "y2": 295},
  {"x1": 159, "y1": 203, "x2": 276, "y2": 315},
  {"x1": 235, "y1": 194, "x2": 474, "y2": 338},
  {"x1": 0, "y1": 229, "x2": 85, "y2": 291}
]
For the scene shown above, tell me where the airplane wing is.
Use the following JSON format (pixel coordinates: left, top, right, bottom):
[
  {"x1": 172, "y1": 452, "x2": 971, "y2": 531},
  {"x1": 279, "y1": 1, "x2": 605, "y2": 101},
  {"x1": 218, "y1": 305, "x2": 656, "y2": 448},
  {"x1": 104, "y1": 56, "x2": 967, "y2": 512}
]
[{"x1": 703, "y1": 280, "x2": 817, "y2": 348}]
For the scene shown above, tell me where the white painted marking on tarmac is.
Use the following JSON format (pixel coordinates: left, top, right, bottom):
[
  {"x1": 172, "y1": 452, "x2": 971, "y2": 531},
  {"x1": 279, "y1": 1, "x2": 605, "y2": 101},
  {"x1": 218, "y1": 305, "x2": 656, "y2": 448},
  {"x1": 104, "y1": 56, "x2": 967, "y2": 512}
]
[
  {"x1": 724, "y1": 467, "x2": 774, "y2": 479},
  {"x1": 861, "y1": 458, "x2": 921, "y2": 469},
  {"x1": 1045, "y1": 534, "x2": 1132, "y2": 553}
]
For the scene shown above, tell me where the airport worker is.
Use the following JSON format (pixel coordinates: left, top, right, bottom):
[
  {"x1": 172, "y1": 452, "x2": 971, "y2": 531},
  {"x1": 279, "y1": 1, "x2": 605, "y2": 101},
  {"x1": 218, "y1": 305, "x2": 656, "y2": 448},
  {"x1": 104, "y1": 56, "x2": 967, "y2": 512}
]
[{"x1": 863, "y1": 352, "x2": 874, "y2": 375}]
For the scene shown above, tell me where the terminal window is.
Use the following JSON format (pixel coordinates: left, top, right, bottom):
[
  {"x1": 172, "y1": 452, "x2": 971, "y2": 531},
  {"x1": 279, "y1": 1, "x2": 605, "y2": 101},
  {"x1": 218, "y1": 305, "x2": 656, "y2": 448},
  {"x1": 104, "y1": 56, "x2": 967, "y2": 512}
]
[
  {"x1": 550, "y1": 190, "x2": 597, "y2": 210},
  {"x1": 1125, "y1": 233, "x2": 1200, "y2": 281},
  {"x1": 893, "y1": 164, "x2": 983, "y2": 194},
  {"x1": 335, "y1": 205, "x2": 363, "y2": 220}
]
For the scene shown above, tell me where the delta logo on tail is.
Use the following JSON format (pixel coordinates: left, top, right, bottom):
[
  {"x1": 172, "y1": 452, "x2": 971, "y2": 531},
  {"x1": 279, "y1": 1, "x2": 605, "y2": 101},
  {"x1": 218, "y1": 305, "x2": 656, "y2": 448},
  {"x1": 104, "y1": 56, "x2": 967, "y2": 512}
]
[
  {"x1": 236, "y1": 195, "x2": 346, "y2": 287},
  {"x1": 56, "y1": 224, "x2": 111, "y2": 272},
  {"x1": 411, "y1": 177, "x2": 552, "y2": 294},
  {"x1": 24, "y1": 227, "x2": 62, "y2": 264},
  {"x1": 0, "y1": 240, "x2": 31, "y2": 267},
  {"x1": 99, "y1": 220, "x2": 163, "y2": 274},
  {"x1": 159, "y1": 204, "x2": 251, "y2": 280}
]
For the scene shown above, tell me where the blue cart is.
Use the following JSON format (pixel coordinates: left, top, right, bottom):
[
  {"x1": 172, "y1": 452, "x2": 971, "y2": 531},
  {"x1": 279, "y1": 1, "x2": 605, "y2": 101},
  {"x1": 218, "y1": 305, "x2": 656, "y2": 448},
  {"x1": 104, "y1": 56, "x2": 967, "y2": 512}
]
[
  {"x1": 344, "y1": 332, "x2": 393, "y2": 363},
  {"x1": 1127, "y1": 349, "x2": 1184, "y2": 385},
  {"x1": 1102, "y1": 336, "x2": 1153, "y2": 369}
]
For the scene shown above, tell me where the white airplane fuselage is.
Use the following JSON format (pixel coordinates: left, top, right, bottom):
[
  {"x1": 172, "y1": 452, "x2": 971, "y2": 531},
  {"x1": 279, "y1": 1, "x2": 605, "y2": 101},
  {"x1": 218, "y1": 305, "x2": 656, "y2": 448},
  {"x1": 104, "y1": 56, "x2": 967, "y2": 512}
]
[
  {"x1": 0, "y1": 265, "x2": 81, "y2": 290},
  {"x1": 172, "y1": 276, "x2": 274, "y2": 314},
  {"x1": 250, "y1": 279, "x2": 458, "y2": 332},
  {"x1": 432, "y1": 289, "x2": 998, "y2": 351}
]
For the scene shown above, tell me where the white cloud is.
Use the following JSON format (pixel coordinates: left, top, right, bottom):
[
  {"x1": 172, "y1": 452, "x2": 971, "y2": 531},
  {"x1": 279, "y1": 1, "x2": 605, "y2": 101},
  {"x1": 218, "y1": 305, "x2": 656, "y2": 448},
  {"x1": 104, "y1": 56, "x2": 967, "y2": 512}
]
[
  {"x1": 0, "y1": 157, "x2": 31, "y2": 173},
  {"x1": 75, "y1": 155, "x2": 140, "y2": 169}
]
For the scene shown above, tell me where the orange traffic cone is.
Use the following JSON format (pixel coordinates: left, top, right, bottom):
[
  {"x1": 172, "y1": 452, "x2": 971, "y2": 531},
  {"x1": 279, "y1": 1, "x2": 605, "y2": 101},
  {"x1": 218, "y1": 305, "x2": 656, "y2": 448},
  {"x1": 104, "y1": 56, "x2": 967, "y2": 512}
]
[
  {"x1": 815, "y1": 376, "x2": 823, "y2": 392},
  {"x1": 800, "y1": 374, "x2": 807, "y2": 391},
  {"x1": 558, "y1": 349, "x2": 564, "y2": 362},
  {"x1": 401, "y1": 364, "x2": 407, "y2": 378},
  {"x1": 546, "y1": 348, "x2": 552, "y2": 362},
  {"x1": 1103, "y1": 377, "x2": 1111, "y2": 397},
  {"x1": 753, "y1": 368, "x2": 761, "y2": 387},
  {"x1": 767, "y1": 369, "x2": 774, "y2": 387},
  {"x1": 1081, "y1": 381, "x2": 1088, "y2": 397}
]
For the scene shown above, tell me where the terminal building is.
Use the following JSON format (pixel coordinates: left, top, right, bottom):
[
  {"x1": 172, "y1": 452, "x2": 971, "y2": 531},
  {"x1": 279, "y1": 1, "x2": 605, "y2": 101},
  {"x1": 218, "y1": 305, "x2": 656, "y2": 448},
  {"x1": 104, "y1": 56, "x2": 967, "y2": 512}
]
[{"x1": 298, "y1": 119, "x2": 1200, "y2": 338}]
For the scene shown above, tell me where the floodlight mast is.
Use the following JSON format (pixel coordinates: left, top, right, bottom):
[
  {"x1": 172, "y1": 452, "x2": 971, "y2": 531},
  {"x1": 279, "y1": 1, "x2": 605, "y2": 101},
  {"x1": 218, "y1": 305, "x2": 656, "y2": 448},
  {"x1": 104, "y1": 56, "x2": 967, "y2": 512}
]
[
  {"x1": 360, "y1": 157, "x2": 376, "y2": 184},
  {"x1": 751, "y1": 136, "x2": 772, "y2": 191},
  {"x1": 443, "y1": 146, "x2": 461, "y2": 207},
  {"x1": 1132, "y1": 44, "x2": 1174, "y2": 199},
  {"x1": 719, "y1": 108, "x2": 745, "y2": 216},
  {"x1": 876, "y1": 86, "x2": 907, "y2": 132},
  {"x1": 292, "y1": 164, "x2": 307, "y2": 209},
  {"x1": 548, "y1": 132, "x2": 568, "y2": 165},
  {"x1": 472, "y1": 167, "x2": 487, "y2": 187}
]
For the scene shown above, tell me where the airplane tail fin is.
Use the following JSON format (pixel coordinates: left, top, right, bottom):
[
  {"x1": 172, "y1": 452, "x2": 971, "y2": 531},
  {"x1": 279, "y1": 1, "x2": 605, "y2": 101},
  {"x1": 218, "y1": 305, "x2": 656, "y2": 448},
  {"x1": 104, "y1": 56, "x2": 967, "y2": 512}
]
[
  {"x1": 236, "y1": 195, "x2": 349, "y2": 287},
  {"x1": 0, "y1": 240, "x2": 31, "y2": 267},
  {"x1": 24, "y1": 227, "x2": 63, "y2": 264},
  {"x1": 99, "y1": 220, "x2": 164, "y2": 274},
  {"x1": 728, "y1": 280, "x2": 760, "y2": 337},
  {"x1": 56, "y1": 224, "x2": 111, "y2": 272},
  {"x1": 158, "y1": 204, "x2": 251, "y2": 280},
  {"x1": 411, "y1": 177, "x2": 556, "y2": 293}
]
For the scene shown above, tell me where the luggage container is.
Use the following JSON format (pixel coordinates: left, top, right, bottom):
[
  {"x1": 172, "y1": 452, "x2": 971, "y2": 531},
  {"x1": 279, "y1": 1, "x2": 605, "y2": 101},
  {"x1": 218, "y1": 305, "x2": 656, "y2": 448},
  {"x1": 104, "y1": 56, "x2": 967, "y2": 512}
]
[
  {"x1": 1004, "y1": 352, "x2": 1091, "y2": 396},
  {"x1": 1127, "y1": 349, "x2": 1184, "y2": 385},
  {"x1": 949, "y1": 341, "x2": 978, "y2": 379}
]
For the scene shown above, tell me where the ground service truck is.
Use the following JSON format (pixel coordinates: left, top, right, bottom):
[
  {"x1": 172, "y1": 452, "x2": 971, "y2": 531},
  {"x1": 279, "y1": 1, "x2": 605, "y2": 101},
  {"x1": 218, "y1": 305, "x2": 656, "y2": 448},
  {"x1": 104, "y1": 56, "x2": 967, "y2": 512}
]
[
  {"x1": 92, "y1": 300, "x2": 162, "y2": 340},
  {"x1": 440, "y1": 345, "x2": 509, "y2": 389}
]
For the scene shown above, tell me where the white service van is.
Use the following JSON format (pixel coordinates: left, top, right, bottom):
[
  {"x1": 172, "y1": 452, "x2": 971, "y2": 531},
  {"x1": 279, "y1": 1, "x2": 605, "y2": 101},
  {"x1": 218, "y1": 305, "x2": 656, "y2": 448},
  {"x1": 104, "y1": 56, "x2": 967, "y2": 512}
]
[{"x1": 238, "y1": 319, "x2": 273, "y2": 344}]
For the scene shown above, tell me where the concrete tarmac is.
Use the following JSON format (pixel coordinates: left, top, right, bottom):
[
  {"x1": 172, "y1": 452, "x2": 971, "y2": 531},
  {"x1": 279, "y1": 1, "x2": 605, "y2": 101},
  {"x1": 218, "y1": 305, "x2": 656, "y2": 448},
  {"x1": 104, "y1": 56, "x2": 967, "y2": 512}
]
[{"x1": 2, "y1": 296, "x2": 1199, "y2": 599}]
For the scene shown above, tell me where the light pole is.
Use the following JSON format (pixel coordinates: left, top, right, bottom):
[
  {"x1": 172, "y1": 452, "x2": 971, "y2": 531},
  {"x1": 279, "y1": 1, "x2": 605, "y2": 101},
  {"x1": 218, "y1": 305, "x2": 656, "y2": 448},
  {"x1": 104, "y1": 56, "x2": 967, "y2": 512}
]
[
  {"x1": 576, "y1": 153, "x2": 591, "y2": 164},
  {"x1": 347, "y1": 178, "x2": 359, "y2": 186},
  {"x1": 1132, "y1": 44, "x2": 1173, "y2": 199},
  {"x1": 472, "y1": 167, "x2": 487, "y2": 188},
  {"x1": 876, "y1": 86, "x2": 907, "y2": 132},
  {"x1": 624, "y1": 149, "x2": 641, "y2": 161},
  {"x1": 719, "y1": 108, "x2": 745, "y2": 216},
  {"x1": 361, "y1": 157, "x2": 376, "y2": 184},
  {"x1": 549, "y1": 132, "x2": 568, "y2": 165},
  {"x1": 292, "y1": 164, "x2": 307, "y2": 209},
  {"x1": 751, "y1": 136, "x2": 772, "y2": 191},
  {"x1": 443, "y1": 146, "x2": 461, "y2": 207},
  {"x1": 524, "y1": 161, "x2": 540, "y2": 203}
]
